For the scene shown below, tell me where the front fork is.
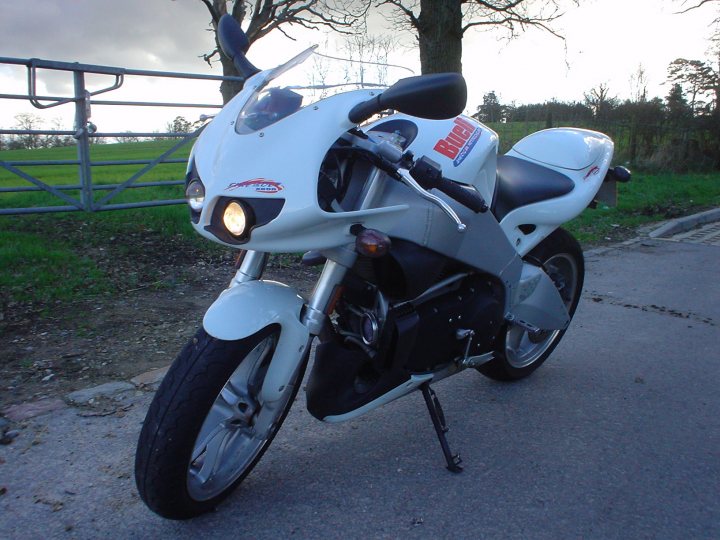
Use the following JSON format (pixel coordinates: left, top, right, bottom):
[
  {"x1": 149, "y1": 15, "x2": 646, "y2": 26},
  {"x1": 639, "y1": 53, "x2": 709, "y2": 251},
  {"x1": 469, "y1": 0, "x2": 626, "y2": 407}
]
[
  {"x1": 232, "y1": 250, "x2": 354, "y2": 337},
  {"x1": 230, "y1": 250, "x2": 269, "y2": 286}
]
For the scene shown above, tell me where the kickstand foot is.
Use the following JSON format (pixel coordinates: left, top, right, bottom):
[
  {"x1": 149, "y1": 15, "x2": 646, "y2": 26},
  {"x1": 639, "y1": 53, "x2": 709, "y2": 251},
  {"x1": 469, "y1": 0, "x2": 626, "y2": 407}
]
[{"x1": 420, "y1": 383, "x2": 463, "y2": 473}]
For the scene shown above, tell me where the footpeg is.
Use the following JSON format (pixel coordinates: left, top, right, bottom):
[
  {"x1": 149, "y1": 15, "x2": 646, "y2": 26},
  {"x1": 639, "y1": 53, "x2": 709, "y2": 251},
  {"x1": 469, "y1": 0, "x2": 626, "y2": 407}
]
[{"x1": 420, "y1": 383, "x2": 463, "y2": 473}]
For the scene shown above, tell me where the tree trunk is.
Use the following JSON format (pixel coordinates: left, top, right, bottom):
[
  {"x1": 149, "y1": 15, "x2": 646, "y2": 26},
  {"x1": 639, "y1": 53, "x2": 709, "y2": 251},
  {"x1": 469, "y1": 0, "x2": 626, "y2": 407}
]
[
  {"x1": 417, "y1": 0, "x2": 463, "y2": 74},
  {"x1": 218, "y1": 54, "x2": 245, "y2": 105}
]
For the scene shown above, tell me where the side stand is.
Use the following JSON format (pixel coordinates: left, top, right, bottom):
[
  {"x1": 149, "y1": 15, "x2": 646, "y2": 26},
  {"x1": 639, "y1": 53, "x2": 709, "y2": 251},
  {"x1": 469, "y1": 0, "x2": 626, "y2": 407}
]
[{"x1": 420, "y1": 383, "x2": 463, "y2": 473}]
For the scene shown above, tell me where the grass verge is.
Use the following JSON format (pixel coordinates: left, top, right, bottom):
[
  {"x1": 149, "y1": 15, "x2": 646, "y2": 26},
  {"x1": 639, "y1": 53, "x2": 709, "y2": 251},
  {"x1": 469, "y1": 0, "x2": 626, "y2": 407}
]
[
  {"x1": 1, "y1": 152, "x2": 718, "y2": 321},
  {"x1": 567, "y1": 172, "x2": 720, "y2": 244}
]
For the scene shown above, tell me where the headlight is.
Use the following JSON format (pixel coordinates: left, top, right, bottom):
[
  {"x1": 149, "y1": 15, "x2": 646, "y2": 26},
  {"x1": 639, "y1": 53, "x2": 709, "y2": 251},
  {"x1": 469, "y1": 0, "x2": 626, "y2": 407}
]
[
  {"x1": 206, "y1": 197, "x2": 281, "y2": 245},
  {"x1": 222, "y1": 201, "x2": 249, "y2": 238},
  {"x1": 185, "y1": 179, "x2": 205, "y2": 212}
]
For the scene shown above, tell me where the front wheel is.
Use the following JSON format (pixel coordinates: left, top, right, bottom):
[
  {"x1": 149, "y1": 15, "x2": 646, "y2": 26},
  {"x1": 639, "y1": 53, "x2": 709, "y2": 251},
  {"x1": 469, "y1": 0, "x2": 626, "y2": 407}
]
[
  {"x1": 135, "y1": 325, "x2": 308, "y2": 519},
  {"x1": 478, "y1": 228, "x2": 584, "y2": 381}
]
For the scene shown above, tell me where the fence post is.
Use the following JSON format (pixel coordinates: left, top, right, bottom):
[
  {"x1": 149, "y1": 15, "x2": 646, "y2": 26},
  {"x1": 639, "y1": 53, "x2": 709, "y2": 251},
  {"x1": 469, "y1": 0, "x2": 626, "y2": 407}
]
[{"x1": 73, "y1": 70, "x2": 94, "y2": 211}]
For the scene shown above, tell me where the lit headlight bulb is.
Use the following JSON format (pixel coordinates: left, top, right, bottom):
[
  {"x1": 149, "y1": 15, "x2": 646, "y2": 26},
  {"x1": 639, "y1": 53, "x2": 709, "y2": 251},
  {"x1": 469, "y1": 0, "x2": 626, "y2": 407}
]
[{"x1": 222, "y1": 201, "x2": 248, "y2": 238}]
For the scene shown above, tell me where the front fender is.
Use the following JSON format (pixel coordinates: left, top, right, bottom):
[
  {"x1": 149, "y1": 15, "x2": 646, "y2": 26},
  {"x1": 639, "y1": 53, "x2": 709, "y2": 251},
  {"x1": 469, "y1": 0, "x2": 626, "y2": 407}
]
[{"x1": 203, "y1": 280, "x2": 310, "y2": 403}]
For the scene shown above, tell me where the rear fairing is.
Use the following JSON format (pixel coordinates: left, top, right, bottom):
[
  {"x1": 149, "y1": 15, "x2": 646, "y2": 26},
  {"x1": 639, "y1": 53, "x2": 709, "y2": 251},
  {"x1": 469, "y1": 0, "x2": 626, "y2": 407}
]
[{"x1": 498, "y1": 128, "x2": 614, "y2": 256}]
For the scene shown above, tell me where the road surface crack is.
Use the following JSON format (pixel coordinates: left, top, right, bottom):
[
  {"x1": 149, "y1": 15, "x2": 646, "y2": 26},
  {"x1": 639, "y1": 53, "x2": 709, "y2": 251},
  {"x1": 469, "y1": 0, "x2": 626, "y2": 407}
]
[{"x1": 586, "y1": 292, "x2": 715, "y2": 327}]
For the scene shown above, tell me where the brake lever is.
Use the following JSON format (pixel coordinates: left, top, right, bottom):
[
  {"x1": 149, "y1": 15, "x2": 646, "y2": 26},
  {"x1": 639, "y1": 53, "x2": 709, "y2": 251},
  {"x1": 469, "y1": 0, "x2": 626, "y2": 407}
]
[
  {"x1": 341, "y1": 130, "x2": 466, "y2": 232},
  {"x1": 396, "y1": 168, "x2": 467, "y2": 232}
]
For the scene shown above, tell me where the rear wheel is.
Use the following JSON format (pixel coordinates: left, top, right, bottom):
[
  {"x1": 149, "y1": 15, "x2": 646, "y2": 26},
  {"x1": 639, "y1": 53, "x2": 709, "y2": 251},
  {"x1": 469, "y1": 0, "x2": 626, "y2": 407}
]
[
  {"x1": 478, "y1": 228, "x2": 584, "y2": 381},
  {"x1": 135, "y1": 326, "x2": 308, "y2": 519}
]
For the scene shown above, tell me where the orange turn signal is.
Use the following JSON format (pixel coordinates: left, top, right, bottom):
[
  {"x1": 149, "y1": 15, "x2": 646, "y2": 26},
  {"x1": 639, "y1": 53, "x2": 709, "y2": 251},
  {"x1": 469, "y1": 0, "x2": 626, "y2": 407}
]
[{"x1": 355, "y1": 228, "x2": 391, "y2": 258}]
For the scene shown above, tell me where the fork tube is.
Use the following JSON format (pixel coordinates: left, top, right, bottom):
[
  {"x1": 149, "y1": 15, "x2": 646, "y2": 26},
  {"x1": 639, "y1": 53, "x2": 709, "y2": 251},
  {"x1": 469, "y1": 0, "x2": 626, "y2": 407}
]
[
  {"x1": 357, "y1": 167, "x2": 385, "y2": 210},
  {"x1": 303, "y1": 166, "x2": 387, "y2": 334},
  {"x1": 302, "y1": 259, "x2": 350, "y2": 335},
  {"x1": 231, "y1": 250, "x2": 268, "y2": 286}
]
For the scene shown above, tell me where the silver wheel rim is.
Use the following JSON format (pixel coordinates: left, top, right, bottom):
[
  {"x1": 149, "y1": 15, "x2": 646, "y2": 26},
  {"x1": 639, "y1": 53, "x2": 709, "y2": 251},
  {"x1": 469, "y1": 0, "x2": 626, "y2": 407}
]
[
  {"x1": 505, "y1": 253, "x2": 578, "y2": 369},
  {"x1": 186, "y1": 332, "x2": 291, "y2": 501}
]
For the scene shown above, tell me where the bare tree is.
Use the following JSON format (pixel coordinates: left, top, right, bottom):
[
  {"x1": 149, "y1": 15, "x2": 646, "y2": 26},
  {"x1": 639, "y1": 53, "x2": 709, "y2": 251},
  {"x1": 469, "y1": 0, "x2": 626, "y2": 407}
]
[
  {"x1": 193, "y1": 0, "x2": 367, "y2": 103},
  {"x1": 308, "y1": 49, "x2": 333, "y2": 99},
  {"x1": 584, "y1": 83, "x2": 616, "y2": 120},
  {"x1": 629, "y1": 64, "x2": 649, "y2": 103},
  {"x1": 376, "y1": 0, "x2": 578, "y2": 74},
  {"x1": 340, "y1": 34, "x2": 398, "y2": 86},
  {"x1": 676, "y1": 0, "x2": 720, "y2": 19},
  {"x1": 13, "y1": 113, "x2": 43, "y2": 150},
  {"x1": 115, "y1": 132, "x2": 141, "y2": 144}
]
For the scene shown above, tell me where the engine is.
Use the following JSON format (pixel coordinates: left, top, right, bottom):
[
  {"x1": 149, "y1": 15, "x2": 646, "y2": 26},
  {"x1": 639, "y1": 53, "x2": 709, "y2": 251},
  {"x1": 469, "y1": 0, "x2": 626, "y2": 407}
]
[{"x1": 306, "y1": 241, "x2": 505, "y2": 420}]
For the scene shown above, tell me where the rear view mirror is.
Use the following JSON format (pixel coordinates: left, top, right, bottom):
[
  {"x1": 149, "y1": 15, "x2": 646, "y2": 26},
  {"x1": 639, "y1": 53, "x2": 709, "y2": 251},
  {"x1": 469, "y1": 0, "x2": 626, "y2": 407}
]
[
  {"x1": 217, "y1": 14, "x2": 259, "y2": 79},
  {"x1": 349, "y1": 73, "x2": 467, "y2": 124}
]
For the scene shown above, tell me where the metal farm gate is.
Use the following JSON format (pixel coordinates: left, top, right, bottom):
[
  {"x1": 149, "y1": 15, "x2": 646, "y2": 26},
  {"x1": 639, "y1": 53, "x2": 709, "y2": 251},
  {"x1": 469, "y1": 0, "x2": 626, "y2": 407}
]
[{"x1": 0, "y1": 56, "x2": 241, "y2": 215}]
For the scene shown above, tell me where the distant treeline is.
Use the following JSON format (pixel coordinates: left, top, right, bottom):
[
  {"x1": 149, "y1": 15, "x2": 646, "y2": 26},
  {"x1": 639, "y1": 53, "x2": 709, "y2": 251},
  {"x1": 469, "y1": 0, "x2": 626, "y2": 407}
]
[{"x1": 472, "y1": 56, "x2": 720, "y2": 172}]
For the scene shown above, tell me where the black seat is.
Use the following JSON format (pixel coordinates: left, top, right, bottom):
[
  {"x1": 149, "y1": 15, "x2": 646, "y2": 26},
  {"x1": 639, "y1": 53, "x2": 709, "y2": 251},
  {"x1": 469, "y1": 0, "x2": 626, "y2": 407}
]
[{"x1": 491, "y1": 155, "x2": 575, "y2": 221}]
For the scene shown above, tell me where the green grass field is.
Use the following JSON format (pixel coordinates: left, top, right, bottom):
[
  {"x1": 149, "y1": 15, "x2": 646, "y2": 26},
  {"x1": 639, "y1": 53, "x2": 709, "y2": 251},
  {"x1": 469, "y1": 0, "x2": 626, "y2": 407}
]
[{"x1": 1, "y1": 139, "x2": 719, "y2": 312}]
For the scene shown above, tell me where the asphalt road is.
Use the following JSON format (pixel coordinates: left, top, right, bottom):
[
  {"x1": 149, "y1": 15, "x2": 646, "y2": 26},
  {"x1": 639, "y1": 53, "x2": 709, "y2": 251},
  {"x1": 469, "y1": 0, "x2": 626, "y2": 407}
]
[{"x1": 1, "y1": 238, "x2": 718, "y2": 539}]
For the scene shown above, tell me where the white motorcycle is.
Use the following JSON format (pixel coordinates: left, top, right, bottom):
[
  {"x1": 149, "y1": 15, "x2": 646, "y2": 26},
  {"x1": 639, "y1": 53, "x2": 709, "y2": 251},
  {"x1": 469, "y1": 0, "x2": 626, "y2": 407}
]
[{"x1": 135, "y1": 15, "x2": 630, "y2": 519}]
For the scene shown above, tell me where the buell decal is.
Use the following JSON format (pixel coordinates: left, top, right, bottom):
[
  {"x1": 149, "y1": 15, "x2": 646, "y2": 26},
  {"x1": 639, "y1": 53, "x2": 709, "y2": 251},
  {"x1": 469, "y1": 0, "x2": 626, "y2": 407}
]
[
  {"x1": 226, "y1": 179, "x2": 284, "y2": 194},
  {"x1": 433, "y1": 117, "x2": 481, "y2": 167}
]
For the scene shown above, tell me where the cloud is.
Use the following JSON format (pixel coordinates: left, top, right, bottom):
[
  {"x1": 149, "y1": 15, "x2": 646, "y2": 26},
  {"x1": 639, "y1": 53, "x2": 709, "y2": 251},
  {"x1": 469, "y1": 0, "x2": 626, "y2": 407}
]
[{"x1": 0, "y1": 0, "x2": 217, "y2": 74}]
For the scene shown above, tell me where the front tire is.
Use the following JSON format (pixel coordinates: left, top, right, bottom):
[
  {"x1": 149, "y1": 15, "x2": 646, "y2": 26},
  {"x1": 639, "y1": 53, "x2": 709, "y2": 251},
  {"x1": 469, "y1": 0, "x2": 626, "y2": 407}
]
[
  {"x1": 135, "y1": 325, "x2": 307, "y2": 519},
  {"x1": 478, "y1": 228, "x2": 584, "y2": 381}
]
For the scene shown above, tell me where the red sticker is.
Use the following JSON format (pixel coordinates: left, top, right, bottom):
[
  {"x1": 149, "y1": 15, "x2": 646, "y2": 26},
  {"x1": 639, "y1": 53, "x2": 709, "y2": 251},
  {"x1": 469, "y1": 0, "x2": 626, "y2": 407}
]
[
  {"x1": 584, "y1": 166, "x2": 600, "y2": 180},
  {"x1": 433, "y1": 117, "x2": 480, "y2": 166}
]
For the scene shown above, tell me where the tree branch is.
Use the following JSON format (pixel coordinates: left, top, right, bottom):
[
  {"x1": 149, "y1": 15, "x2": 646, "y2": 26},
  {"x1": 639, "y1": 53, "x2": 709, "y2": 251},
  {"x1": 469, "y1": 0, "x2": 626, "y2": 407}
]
[
  {"x1": 376, "y1": 0, "x2": 420, "y2": 30},
  {"x1": 676, "y1": 0, "x2": 718, "y2": 14},
  {"x1": 201, "y1": 49, "x2": 221, "y2": 66},
  {"x1": 461, "y1": 0, "x2": 565, "y2": 36},
  {"x1": 199, "y1": 0, "x2": 221, "y2": 22}
]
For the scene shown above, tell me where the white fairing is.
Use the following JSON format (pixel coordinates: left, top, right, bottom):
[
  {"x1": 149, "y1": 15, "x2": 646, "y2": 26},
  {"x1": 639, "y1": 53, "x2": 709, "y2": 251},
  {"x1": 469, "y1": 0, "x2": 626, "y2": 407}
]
[
  {"x1": 192, "y1": 68, "x2": 611, "y2": 259},
  {"x1": 192, "y1": 80, "x2": 409, "y2": 253},
  {"x1": 500, "y1": 128, "x2": 614, "y2": 256},
  {"x1": 512, "y1": 127, "x2": 610, "y2": 170}
]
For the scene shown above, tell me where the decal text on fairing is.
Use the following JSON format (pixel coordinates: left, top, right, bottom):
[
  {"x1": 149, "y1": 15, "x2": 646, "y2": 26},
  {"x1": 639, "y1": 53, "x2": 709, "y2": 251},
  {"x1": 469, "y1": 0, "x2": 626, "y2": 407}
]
[
  {"x1": 226, "y1": 179, "x2": 284, "y2": 194},
  {"x1": 433, "y1": 117, "x2": 481, "y2": 167}
]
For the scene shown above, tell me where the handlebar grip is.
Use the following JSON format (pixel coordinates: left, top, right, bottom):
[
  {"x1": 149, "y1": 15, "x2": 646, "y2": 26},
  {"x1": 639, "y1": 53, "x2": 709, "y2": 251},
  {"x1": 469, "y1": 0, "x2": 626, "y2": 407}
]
[
  {"x1": 435, "y1": 178, "x2": 489, "y2": 213},
  {"x1": 409, "y1": 155, "x2": 488, "y2": 213}
]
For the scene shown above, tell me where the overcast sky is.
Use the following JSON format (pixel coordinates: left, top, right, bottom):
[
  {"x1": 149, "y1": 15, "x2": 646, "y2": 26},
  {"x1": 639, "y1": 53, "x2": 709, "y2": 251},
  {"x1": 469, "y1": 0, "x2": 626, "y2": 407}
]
[{"x1": 0, "y1": 0, "x2": 717, "y2": 132}]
